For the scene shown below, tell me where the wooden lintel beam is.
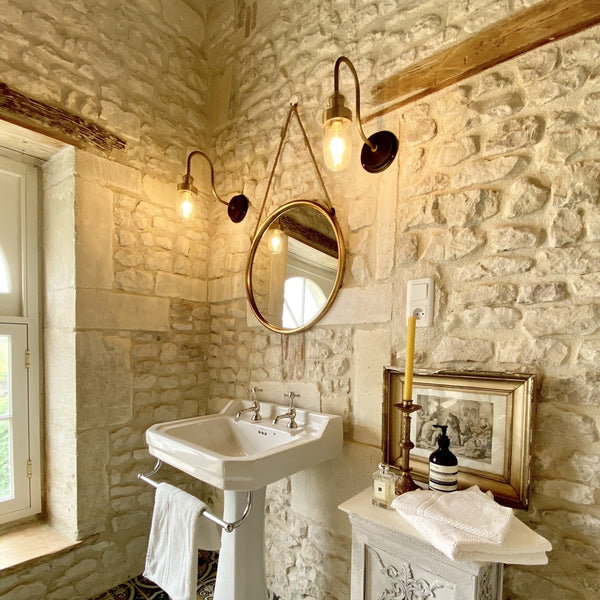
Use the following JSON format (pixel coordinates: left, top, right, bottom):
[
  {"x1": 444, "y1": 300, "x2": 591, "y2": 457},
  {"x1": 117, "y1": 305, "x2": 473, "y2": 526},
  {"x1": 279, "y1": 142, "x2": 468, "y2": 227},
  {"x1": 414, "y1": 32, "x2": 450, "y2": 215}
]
[
  {"x1": 279, "y1": 215, "x2": 338, "y2": 258},
  {"x1": 367, "y1": 0, "x2": 600, "y2": 120},
  {"x1": 0, "y1": 83, "x2": 126, "y2": 154}
]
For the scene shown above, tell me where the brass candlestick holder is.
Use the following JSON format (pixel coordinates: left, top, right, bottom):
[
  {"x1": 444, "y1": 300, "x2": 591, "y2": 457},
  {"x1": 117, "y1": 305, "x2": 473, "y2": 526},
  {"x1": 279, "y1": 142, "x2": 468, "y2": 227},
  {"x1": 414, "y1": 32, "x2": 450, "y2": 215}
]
[{"x1": 393, "y1": 400, "x2": 422, "y2": 495}]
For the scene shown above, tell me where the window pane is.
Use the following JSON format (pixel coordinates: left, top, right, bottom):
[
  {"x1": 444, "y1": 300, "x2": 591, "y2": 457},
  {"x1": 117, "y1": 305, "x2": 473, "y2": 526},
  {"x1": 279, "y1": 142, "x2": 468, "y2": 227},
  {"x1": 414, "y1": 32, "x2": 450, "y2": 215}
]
[
  {"x1": 0, "y1": 335, "x2": 11, "y2": 500},
  {"x1": 0, "y1": 165, "x2": 24, "y2": 315},
  {"x1": 0, "y1": 420, "x2": 10, "y2": 500},
  {"x1": 282, "y1": 276, "x2": 327, "y2": 329},
  {"x1": 0, "y1": 335, "x2": 8, "y2": 416},
  {"x1": 0, "y1": 250, "x2": 9, "y2": 294}
]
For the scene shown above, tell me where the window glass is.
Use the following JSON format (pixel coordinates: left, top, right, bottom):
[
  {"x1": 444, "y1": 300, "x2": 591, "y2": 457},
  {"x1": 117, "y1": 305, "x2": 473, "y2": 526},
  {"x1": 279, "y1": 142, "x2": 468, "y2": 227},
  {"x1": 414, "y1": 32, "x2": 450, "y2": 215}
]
[
  {"x1": 0, "y1": 335, "x2": 13, "y2": 502},
  {"x1": 0, "y1": 165, "x2": 23, "y2": 315},
  {"x1": 282, "y1": 276, "x2": 327, "y2": 329},
  {"x1": 0, "y1": 251, "x2": 9, "y2": 294},
  {"x1": 0, "y1": 154, "x2": 40, "y2": 523}
]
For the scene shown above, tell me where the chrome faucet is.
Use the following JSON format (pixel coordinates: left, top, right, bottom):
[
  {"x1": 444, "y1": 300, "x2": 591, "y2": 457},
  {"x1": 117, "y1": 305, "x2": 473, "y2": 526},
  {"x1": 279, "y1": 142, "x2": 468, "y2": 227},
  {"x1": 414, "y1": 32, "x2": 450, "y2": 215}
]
[
  {"x1": 273, "y1": 392, "x2": 299, "y2": 429},
  {"x1": 235, "y1": 387, "x2": 263, "y2": 422}
]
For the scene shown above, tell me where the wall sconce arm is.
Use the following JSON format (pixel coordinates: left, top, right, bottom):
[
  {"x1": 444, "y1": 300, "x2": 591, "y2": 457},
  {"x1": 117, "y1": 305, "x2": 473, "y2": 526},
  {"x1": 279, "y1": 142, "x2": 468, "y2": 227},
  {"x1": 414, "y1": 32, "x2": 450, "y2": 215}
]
[
  {"x1": 333, "y1": 56, "x2": 375, "y2": 151},
  {"x1": 178, "y1": 150, "x2": 249, "y2": 223}
]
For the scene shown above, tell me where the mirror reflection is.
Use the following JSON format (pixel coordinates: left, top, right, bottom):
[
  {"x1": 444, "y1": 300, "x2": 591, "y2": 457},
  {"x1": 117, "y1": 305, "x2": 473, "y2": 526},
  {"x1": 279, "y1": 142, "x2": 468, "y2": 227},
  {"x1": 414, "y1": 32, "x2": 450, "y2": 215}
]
[{"x1": 246, "y1": 200, "x2": 345, "y2": 333}]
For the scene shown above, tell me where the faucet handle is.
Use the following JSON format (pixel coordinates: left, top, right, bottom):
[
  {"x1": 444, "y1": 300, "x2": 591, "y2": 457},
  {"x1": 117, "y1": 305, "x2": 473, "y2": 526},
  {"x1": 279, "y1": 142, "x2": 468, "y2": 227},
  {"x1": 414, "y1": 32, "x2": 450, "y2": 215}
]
[
  {"x1": 283, "y1": 391, "x2": 300, "y2": 408},
  {"x1": 247, "y1": 387, "x2": 263, "y2": 402}
]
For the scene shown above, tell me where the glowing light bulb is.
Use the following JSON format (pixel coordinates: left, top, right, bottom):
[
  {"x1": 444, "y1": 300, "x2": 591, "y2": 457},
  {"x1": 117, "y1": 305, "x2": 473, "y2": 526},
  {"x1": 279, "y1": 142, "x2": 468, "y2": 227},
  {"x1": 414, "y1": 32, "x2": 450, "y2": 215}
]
[
  {"x1": 178, "y1": 190, "x2": 196, "y2": 219},
  {"x1": 267, "y1": 227, "x2": 284, "y2": 254},
  {"x1": 323, "y1": 117, "x2": 352, "y2": 171}
]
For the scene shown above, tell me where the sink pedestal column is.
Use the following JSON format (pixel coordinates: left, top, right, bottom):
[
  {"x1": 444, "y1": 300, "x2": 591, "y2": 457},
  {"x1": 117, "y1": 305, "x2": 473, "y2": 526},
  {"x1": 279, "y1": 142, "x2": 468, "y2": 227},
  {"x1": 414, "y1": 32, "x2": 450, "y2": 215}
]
[{"x1": 214, "y1": 488, "x2": 268, "y2": 600}]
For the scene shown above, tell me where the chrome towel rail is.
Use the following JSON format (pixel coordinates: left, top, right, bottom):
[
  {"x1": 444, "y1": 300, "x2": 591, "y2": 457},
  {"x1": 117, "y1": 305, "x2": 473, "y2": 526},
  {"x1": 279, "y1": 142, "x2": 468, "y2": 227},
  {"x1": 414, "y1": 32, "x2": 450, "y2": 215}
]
[{"x1": 138, "y1": 460, "x2": 253, "y2": 533}]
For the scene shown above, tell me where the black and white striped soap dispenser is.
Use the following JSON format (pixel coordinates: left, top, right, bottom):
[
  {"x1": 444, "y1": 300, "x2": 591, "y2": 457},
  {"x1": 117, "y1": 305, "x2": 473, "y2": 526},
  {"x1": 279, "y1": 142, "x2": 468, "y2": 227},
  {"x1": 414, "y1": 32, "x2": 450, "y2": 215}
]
[{"x1": 428, "y1": 424, "x2": 458, "y2": 493}]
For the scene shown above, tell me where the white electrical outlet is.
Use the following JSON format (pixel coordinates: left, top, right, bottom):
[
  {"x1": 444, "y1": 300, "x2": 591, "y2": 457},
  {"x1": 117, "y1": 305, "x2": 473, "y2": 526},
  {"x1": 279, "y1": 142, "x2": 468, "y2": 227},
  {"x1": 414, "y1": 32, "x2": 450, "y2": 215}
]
[{"x1": 406, "y1": 278, "x2": 434, "y2": 327}]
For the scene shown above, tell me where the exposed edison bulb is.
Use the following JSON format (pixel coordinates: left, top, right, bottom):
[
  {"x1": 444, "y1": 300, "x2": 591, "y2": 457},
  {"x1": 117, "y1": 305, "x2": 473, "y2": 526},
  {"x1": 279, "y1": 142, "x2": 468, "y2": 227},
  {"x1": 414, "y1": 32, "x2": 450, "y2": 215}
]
[
  {"x1": 322, "y1": 117, "x2": 352, "y2": 171},
  {"x1": 178, "y1": 190, "x2": 196, "y2": 219},
  {"x1": 267, "y1": 227, "x2": 284, "y2": 254}
]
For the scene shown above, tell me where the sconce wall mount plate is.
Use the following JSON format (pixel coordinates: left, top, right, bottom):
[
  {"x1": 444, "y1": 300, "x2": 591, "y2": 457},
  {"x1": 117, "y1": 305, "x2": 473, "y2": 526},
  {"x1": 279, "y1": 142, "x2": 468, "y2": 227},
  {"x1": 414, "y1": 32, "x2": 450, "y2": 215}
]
[
  {"x1": 361, "y1": 130, "x2": 399, "y2": 173},
  {"x1": 228, "y1": 194, "x2": 249, "y2": 223}
]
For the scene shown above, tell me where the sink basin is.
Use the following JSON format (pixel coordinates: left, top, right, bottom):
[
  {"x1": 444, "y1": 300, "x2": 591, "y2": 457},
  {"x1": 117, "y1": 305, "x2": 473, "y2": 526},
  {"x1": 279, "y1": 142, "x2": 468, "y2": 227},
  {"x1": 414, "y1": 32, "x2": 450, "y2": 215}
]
[{"x1": 145, "y1": 400, "x2": 343, "y2": 491}]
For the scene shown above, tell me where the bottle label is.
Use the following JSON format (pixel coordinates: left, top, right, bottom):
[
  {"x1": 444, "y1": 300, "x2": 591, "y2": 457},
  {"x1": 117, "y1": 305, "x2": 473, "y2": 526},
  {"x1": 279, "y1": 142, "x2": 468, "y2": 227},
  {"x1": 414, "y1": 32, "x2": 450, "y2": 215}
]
[
  {"x1": 373, "y1": 479, "x2": 391, "y2": 501},
  {"x1": 429, "y1": 463, "x2": 458, "y2": 492}
]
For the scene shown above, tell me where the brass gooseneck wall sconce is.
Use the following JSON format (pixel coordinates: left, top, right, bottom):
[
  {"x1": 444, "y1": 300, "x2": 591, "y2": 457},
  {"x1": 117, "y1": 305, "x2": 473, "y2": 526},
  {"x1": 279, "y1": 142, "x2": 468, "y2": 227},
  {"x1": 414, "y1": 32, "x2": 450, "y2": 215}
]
[
  {"x1": 177, "y1": 150, "x2": 249, "y2": 223},
  {"x1": 322, "y1": 56, "x2": 398, "y2": 174}
]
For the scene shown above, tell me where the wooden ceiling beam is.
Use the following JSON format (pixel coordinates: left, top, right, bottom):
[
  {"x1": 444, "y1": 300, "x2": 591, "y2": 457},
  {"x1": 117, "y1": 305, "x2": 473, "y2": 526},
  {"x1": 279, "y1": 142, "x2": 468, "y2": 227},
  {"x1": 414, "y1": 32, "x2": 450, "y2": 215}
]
[
  {"x1": 0, "y1": 83, "x2": 126, "y2": 154},
  {"x1": 367, "y1": 0, "x2": 600, "y2": 121}
]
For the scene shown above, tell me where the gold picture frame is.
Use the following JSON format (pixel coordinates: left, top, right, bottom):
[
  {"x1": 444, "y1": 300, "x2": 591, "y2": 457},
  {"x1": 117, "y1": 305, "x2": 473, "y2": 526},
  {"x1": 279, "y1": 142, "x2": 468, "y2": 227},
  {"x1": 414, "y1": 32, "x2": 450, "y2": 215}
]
[{"x1": 382, "y1": 368, "x2": 536, "y2": 509}]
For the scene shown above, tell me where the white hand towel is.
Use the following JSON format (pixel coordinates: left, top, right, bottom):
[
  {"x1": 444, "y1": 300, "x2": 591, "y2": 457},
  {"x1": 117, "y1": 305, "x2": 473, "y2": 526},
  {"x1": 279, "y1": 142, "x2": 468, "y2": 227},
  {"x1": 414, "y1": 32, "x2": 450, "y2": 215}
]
[
  {"x1": 392, "y1": 487, "x2": 551, "y2": 565},
  {"x1": 450, "y1": 514, "x2": 552, "y2": 564},
  {"x1": 393, "y1": 486, "x2": 513, "y2": 543},
  {"x1": 144, "y1": 483, "x2": 221, "y2": 600}
]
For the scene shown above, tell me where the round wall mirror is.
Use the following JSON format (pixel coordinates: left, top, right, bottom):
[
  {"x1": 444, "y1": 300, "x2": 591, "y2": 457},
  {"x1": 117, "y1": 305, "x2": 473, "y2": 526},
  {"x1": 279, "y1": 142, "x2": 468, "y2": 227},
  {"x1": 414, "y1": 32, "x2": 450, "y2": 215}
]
[{"x1": 246, "y1": 200, "x2": 346, "y2": 334}]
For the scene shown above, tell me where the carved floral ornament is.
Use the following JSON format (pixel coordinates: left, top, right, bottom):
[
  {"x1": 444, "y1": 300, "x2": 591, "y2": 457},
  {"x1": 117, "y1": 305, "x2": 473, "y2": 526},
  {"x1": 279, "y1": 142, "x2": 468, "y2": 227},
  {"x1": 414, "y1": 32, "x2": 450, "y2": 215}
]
[{"x1": 373, "y1": 550, "x2": 447, "y2": 600}]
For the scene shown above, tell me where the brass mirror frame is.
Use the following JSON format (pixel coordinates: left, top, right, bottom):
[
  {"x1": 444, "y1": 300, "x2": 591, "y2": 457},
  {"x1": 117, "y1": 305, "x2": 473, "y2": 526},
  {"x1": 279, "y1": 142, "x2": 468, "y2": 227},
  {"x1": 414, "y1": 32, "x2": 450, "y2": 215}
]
[{"x1": 246, "y1": 200, "x2": 346, "y2": 334}]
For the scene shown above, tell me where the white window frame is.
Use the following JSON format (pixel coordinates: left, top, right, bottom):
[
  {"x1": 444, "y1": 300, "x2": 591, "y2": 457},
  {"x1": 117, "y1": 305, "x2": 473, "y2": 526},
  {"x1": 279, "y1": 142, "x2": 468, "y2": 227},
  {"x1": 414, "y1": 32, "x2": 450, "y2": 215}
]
[{"x1": 0, "y1": 156, "x2": 41, "y2": 524}]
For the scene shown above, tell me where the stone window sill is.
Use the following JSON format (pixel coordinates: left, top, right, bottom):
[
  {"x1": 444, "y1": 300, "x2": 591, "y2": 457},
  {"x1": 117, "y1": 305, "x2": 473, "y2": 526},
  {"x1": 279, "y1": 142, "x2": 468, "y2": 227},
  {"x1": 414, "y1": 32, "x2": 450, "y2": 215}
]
[{"x1": 0, "y1": 521, "x2": 81, "y2": 572}]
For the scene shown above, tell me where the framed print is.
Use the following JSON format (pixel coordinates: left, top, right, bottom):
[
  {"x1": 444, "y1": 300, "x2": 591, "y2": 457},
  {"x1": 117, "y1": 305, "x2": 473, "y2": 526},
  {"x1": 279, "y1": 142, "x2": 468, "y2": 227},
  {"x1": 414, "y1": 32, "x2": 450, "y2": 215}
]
[{"x1": 382, "y1": 368, "x2": 536, "y2": 509}]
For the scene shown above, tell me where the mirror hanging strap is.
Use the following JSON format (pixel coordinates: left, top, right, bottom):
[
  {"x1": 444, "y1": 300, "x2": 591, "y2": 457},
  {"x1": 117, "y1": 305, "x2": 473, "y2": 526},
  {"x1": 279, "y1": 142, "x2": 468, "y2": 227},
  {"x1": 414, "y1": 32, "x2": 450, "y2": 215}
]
[{"x1": 252, "y1": 103, "x2": 334, "y2": 240}]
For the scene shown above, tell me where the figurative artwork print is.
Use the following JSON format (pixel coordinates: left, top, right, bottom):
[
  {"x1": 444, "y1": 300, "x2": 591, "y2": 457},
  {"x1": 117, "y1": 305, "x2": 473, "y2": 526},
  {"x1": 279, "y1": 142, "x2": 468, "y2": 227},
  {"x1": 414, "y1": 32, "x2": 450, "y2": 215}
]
[
  {"x1": 382, "y1": 369, "x2": 536, "y2": 509},
  {"x1": 411, "y1": 387, "x2": 504, "y2": 478}
]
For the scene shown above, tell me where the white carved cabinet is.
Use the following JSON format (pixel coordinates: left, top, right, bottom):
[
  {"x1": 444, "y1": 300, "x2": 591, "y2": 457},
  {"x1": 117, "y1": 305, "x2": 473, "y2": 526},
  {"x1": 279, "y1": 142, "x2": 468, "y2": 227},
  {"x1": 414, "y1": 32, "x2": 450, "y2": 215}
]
[{"x1": 339, "y1": 489, "x2": 503, "y2": 600}]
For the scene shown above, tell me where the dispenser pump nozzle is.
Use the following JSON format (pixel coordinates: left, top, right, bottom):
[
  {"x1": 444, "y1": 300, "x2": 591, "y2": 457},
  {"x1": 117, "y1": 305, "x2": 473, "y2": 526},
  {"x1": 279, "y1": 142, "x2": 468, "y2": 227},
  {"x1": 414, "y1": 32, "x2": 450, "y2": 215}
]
[{"x1": 433, "y1": 424, "x2": 450, "y2": 448}]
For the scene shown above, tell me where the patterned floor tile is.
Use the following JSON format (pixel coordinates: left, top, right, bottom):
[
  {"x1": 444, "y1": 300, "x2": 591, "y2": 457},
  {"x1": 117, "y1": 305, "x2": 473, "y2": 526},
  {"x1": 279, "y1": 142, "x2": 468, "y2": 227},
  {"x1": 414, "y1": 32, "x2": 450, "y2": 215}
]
[{"x1": 89, "y1": 551, "x2": 281, "y2": 600}]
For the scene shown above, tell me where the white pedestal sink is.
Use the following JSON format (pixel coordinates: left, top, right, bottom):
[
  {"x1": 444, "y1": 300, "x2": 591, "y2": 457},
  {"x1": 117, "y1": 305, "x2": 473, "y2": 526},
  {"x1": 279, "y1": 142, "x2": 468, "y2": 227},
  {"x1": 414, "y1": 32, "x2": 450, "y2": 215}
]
[{"x1": 145, "y1": 400, "x2": 343, "y2": 600}]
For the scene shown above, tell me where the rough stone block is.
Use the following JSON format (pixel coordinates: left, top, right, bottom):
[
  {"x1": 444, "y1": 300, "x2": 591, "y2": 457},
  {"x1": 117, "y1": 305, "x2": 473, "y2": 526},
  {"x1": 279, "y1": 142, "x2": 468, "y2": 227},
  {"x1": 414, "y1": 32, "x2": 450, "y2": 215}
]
[
  {"x1": 75, "y1": 173, "x2": 113, "y2": 289},
  {"x1": 471, "y1": 92, "x2": 524, "y2": 117},
  {"x1": 161, "y1": 0, "x2": 205, "y2": 47},
  {"x1": 347, "y1": 196, "x2": 376, "y2": 231},
  {"x1": 460, "y1": 306, "x2": 521, "y2": 330},
  {"x1": 549, "y1": 207, "x2": 584, "y2": 247},
  {"x1": 454, "y1": 156, "x2": 529, "y2": 189},
  {"x1": 155, "y1": 272, "x2": 207, "y2": 301},
  {"x1": 77, "y1": 289, "x2": 170, "y2": 331},
  {"x1": 76, "y1": 428, "x2": 110, "y2": 537},
  {"x1": 439, "y1": 189, "x2": 499, "y2": 226},
  {"x1": 432, "y1": 337, "x2": 494, "y2": 362},
  {"x1": 457, "y1": 255, "x2": 534, "y2": 280},
  {"x1": 525, "y1": 305, "x2": 598, "y2": 337},
  {"x1": 438, "y1": 135, "x2": 479, "y2": 166},
  {"x1": 352, "y1": 328, "x2": 390, "y2": 446},
  {"x1": 142, "y1": 174, "x2": 177, "y2": 208},
  {"x1": 517, "y1": 281, "x2": 568, "y2": 304},
  {"x1": 422, "y1": 227, "x2": 485, "y2": 261},
  {"x1": 320, "y1": 284, "x2": 392, "y2": 325},
  {"x1": 489, "y1": 226, "x2": 541, "y2": 252},
  {"x1": 76, "y1": 333, "x2": 133, "y2": 429},
  {"x1": 505, "y1": 177, "x2": 550, "y2": 217},
  {"x1": 75, "y1": 151, "x2": 141, "y2": 194},
  {"x1": 537, "y1": 403, "x2": 598, "y2": 444},
  {"x1": 115, "y1": 269, "x2": 155, "y2": 293},
  {"x1": 208, "y1": 276, "x2": 234, "y2": 303},
  {"x1": 405, "y1": 172, "x2": 449, "y2": 198}
]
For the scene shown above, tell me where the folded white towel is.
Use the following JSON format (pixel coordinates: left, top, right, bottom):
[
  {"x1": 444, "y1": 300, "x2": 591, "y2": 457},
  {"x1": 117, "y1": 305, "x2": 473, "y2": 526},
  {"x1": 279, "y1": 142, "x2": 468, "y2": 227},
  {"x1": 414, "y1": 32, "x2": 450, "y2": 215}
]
[
  {"x1": 392, "y1": 487, "x2": 552, "y2": 565},
  {"x1": 393, "y1": 486, "x2": 513, "y2": 543},
  {"x1": 144, "y1": 483, "x2": 221, "y2": 600}
]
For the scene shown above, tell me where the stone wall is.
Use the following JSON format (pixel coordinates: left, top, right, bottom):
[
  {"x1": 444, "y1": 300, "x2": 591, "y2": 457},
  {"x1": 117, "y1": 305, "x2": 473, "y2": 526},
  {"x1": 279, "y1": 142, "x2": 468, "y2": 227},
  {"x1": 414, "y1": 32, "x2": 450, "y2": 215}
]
[
  {"x1": 1, "y1": 1, "x2": 600, "y2": 599},
  {"x1": 0, "y1": 0, "x2": 210, "y2": 179},
  {"x1": 1, "y1": 1, "x2": 215, "y2": 599},
  {"x1": 204, "y1": 2, "x2": 600, "y2": 599}
]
